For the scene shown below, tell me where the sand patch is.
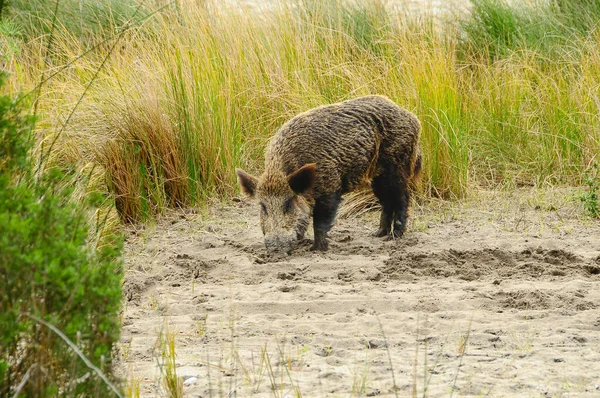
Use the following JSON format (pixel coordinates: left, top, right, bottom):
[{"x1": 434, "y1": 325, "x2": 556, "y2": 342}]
[{"x1": 116, "y1": 188, "x2": 600, "y2": 397}]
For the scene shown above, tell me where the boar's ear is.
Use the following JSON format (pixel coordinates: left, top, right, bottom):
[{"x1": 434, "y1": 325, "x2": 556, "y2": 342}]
[
  {"x1": 236, "y1": 169, "x2": 258, "y2": 197},
  {"x1": 288, "y1": 163, "x2": 316, "y2": 195}
]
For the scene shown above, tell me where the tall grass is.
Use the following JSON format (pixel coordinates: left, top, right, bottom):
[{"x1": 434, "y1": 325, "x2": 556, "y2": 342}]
[
  {"x1": 4, "y1": 0, "x2": 600, "y2": 221},
  {"x1": 7, "y1": 0, "x2": 149, "y2": 41},
  {"x1": 461, "y1": 0, "x2": 600, "y2": 59}
]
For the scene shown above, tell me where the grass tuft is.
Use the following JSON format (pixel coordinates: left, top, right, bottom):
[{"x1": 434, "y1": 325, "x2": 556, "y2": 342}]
[
  {"x1": 157, "y1": 329, "x2": 183, "y2": 398},
  {"x1": 580, "y1": 163, "x2": 600, "y2": 218}
]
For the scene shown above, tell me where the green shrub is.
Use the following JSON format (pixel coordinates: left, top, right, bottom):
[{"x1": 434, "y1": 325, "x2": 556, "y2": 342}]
[{"x1": 0, "y1": 73, "x2": 123, "y2": 396}]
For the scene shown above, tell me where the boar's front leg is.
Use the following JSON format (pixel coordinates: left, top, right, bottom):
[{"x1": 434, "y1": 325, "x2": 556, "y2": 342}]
[{"x1": 311, "y1": 193, "x2": 342, "y2": 251}]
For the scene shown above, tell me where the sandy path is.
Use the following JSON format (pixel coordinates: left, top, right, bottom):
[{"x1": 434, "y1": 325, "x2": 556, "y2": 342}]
[{"x1": 117, "y1": 189, "x2": 600, "y2": 397}]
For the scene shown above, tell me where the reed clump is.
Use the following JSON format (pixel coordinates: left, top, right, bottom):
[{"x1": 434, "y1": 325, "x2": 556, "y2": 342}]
[{"x1": 4, "y1": 0, "x2": 600, "y2": 221}]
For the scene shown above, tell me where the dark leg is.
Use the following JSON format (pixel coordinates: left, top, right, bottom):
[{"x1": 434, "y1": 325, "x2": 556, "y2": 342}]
[
  {"x1": 392, "y1": 179, "x2": 410, "y2": 238},
  {"x1": 311, "y1": 193, "x2": 342, "y2": 251},
  {"x1": 371, "y1": 173, "x2": 409, "y2": 239},
  {"x1": 371, "y1": 174, "x2": 394, "y2": 237}
]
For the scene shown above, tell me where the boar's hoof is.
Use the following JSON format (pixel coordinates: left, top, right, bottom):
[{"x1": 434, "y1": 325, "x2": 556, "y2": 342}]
[
  {"x1": 311, "y1": 243, "x2": 328, "y2": 251},
  {"x1": 392, "y1": 226, "x2": 405, "y2": 239},
  {"x1": 310, "y1": 239, "x2": 329, "y2": 251},
  {"x1": 372, "y1": 228, "x2": 390, "y2": 238}
]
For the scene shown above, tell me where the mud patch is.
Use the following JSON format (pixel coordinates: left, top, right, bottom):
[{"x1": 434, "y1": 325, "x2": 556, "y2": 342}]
[
  {"x1": 171, "y1": 254, "x2": 227, "y2": 280},
  {"x1": 495, "y1": 288, "x2": 597, "y2": 311},
  {"x1": 379, "y1": 248, "x2": 597, "y2": 282}
]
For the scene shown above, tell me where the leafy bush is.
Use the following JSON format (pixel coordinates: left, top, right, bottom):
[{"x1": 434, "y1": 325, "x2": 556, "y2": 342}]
[{"x1": 0, "y1": 73, "x2": 124, "y2": 396}]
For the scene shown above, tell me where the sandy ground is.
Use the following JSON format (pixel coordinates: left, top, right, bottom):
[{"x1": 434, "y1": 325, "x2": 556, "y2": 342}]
[{"x1": 116, "y1": 188, "x2": 600, "y2": 397}]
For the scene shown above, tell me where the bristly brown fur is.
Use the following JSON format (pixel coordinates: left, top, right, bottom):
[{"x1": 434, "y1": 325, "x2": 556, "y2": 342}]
[
  {"x1": 262, "y1": 95, "x2": 421, "y2": 201},
  {"x1": 239, "y1": 95, "x2": 422, "y2": 252}
]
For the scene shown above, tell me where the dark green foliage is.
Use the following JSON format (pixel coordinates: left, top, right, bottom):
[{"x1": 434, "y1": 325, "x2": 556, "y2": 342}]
[
  {"x1": 0, "y1": 82, "x2": 32, "y2": 176},
  {"x1": 0, "y1": 73, "x2": 123, "y2": 396},
  {"x1": 0, "y1": 19, "x2": 23, "y2": 60}
]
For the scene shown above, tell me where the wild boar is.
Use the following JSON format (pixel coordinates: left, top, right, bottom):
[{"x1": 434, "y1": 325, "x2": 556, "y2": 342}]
[{"x1": 236, "y1": 95, "x2": 421, "y2": 254}]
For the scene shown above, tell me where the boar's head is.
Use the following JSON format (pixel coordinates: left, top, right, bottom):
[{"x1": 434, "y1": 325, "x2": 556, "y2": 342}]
[{"x1": 236, "y1": 163, "x2": 315, "y2": 255}]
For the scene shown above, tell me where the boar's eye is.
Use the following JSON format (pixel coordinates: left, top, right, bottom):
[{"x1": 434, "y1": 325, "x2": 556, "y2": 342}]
[
  {"x1": 260, "y1": 202, "x2": 267, "y2": 216},
  {"x1": 283, "y1": 197, "x2": 295, "y2": 214}
]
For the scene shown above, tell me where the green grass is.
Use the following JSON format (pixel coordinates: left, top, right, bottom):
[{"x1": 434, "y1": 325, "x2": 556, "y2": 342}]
[
  {"x1": 6, "y1": 0, "x2": 149, "y2": 41},
  {"x1": 3, "y1": 0, "x2": 600, "y2": 221},
  {"x1": 461, "y1": 0, "x2": 600, "y2": 60},
  {"x1": 158, "y1": 329, "x2": 183, "y2": 398},
  {"x1": 580, "y1": 163, "x2": 600, "y2": 218}
]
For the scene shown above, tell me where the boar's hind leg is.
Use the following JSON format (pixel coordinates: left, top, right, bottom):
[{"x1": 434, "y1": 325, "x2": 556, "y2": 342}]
[
  {"x1": 371, "y1": 174, "x2": 395, "y2": 237},
  {"x1": 392, "y1": 176, "x2": 410, "y2": 238},
  {"x1": 371, "y1": 173, "x2": 409, "y2": 238},
  {"x1": 311, "y1": 193, "x2": 342, "y2": 251}
]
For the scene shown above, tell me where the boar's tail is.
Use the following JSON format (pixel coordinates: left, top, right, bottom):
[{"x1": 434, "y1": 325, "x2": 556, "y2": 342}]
[
  {"x1": 409, "y1": 149, "x2": 422, "y2": 190},
  {"x1": 414, "y1": 152, "x2": 422, "y2": 178}
]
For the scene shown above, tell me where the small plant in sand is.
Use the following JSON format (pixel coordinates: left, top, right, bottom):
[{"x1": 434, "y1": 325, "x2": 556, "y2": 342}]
[
  {"x1": 457, "y1": 333, "x2": 469, "y2": 355},
  {"x1": 156, "y1": 330, "x2": 183, "y2": 398},
  {"x1": 275, "y1": 338, "x2": 304, "y2": 397},
  {"x1": 120, "y1": 340, "x2": 132, "y2": 360},
  {"x1": 507, "y1": 328, "x2": 535, "y2": 353},
  {"x1": 125, "y1": 372, "x2": 141, "y2": 398},
  {"x1": 449, "y1": 320, "x2": 472, "y2": 397},
  {"x1": 194, "y1": 315, "x2": 208, "y2": 337},
  {"x1": 409, "y1": 315, "x2": 454, "y2": 398},
  {"x1": 234, "y1": 343, "x2": 273, "y2": 394},
  {"x1": 580, "y1": 163, "x2": 599, "y2": 218},
  {"x1": 351, "y1": 352, "x2": 371, "y2": 396},
  {"x1": 148, "y1": 294, "x2": 159, "y2": 310}
]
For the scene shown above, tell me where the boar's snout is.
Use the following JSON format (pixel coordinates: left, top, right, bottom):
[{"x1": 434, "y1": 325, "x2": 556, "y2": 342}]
[{"x1": 264, "y1": 232, "x2": 297, "y2": 255}]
